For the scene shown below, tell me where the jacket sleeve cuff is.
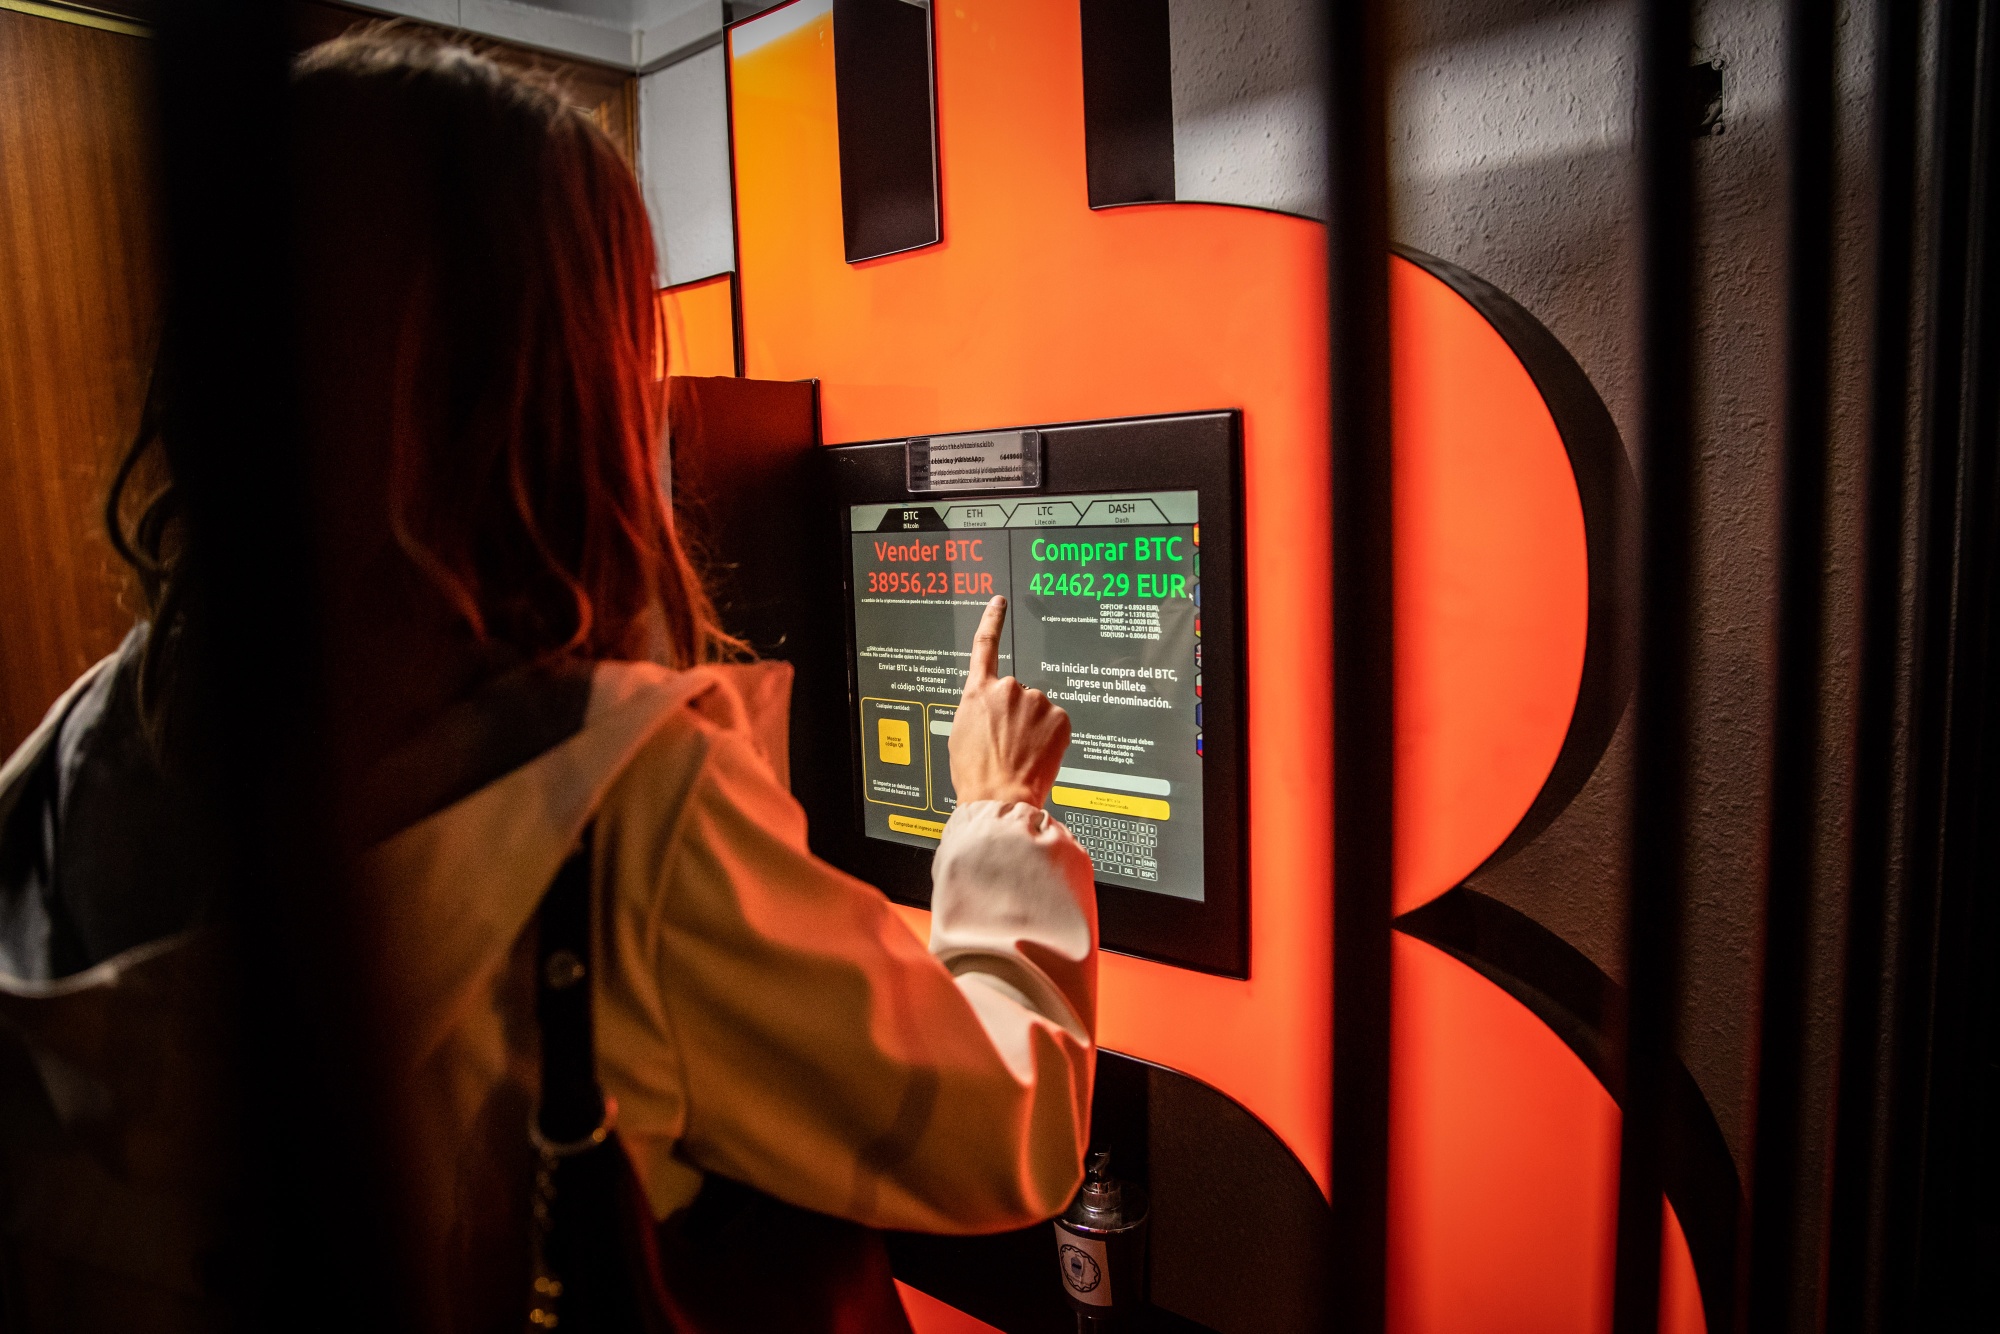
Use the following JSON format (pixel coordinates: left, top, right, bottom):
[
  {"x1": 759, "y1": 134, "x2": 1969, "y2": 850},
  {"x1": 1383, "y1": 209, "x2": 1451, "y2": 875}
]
[{"x1": 928, "y1": 800, "x2": 1098, "y2": 1041}]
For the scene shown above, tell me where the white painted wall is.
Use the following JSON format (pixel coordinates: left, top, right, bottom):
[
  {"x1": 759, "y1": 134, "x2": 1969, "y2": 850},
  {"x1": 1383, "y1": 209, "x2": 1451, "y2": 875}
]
[
  {"x1": 639, "y1": 44, "x2": 736, "y2": 284},
  {"x1": 341, "y1": 0, "x2": 725, "y2": 69},
  {"x1": 338, "y1": 0, "x2": 740, "y2": 280}
]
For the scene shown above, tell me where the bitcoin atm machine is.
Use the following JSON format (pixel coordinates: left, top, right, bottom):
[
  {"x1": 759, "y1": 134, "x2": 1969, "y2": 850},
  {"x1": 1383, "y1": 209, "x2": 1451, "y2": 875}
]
[
  {"x1": 831, "y1": 412, "x2": 1244, "y2": 979},
  {"x1": 672, "y1": 381, "x2": 1328, "y2": 1333},
  {"x1": 691, "y1": 2, "x2": 1720, "y2": 1328}
]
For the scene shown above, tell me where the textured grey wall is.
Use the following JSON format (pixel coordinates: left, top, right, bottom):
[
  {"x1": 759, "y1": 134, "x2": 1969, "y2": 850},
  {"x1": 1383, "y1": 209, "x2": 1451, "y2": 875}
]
[
  {"x1": 1172, "y1": 7, "x2": 1883, "y2": 1309},
  {"x1": 1392, "y1": 0, "x2": 1875, "y2": 1222},
  {"x1": 1168, "y1": 0, "x2": 1324, "y2": 216}
]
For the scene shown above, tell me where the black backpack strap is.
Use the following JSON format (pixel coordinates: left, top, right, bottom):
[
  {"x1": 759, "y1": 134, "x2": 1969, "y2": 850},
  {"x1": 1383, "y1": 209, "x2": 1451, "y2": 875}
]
[
  {"x1": 532, "y1": 825, "x2": 669, "y2": 1333},
  {"x1": 527, "y1": 823, "x2": 909, "y2": 1334},
  {"x1": 535, "y1": 826, "x2": 609, "y2": 1151}
]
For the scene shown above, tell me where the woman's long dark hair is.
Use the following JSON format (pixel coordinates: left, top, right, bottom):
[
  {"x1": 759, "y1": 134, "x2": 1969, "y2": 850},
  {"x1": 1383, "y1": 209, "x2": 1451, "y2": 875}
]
[
  {"x1": 107, "y1": 30, "x2": 740, "y2": 738},
  {"x1": 105, "y1": 348, "x2": 181, "y2": 730}
]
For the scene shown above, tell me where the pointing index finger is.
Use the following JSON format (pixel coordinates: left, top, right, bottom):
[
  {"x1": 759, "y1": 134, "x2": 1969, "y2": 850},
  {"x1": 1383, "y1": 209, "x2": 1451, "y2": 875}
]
[{"x1": 964, "y1": 596, "x2": 1007, "y2": 695}]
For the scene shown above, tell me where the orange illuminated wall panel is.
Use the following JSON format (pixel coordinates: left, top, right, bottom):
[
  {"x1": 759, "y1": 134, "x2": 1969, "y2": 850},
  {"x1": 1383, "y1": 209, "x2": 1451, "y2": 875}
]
[
  {"x1": 661, "y1": 272, "x2": 738, "y2": 379},
  {"x1": 733, "y1": 0, "x2": 1335, "y2": 1197}
]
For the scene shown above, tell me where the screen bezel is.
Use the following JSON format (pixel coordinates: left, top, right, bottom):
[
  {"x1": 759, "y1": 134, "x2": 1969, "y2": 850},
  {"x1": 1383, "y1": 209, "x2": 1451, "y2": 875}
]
[{"x1": 825, "y1": 410, "x2": 1248, "y2": 978}]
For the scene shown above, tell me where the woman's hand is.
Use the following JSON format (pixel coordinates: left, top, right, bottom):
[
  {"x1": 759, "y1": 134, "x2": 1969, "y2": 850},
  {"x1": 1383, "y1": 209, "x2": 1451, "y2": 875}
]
[{"x1": 950, "y1": 596, "x2": 1070, "y2": 808}]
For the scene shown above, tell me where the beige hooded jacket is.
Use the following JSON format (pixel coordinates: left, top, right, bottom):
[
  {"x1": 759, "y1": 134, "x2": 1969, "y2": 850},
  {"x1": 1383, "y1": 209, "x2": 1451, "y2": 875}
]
[
  {"x1": 0, "y1": 651, "x2": 1096, "y2": 1331},
  {"x1": 367, "y1": 658, "x2": 1100, "y2": 1289}
]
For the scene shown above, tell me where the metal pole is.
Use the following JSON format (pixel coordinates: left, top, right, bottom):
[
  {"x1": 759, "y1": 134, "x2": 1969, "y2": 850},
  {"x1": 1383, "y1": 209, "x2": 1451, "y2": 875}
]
[
  {"x1": 1739, "y1": 1, "x2": 1837, "y2": 1327},
  {"x1": 1882, "y1": 0, "x2": 2000, "y2": 1321},
  {"x1": 1326, "y1": 0, "x2": 1395, "y2": 1328},
  {"x1": 153, "y1": 3, "x2": 408, "y2": 1323},
  {"x1": 1613, "y1": 1, "x2": 1696, "y2": 1331},
  {"x1": 1824, "y1": 0, "x2": 1921, "y2": 1327}
]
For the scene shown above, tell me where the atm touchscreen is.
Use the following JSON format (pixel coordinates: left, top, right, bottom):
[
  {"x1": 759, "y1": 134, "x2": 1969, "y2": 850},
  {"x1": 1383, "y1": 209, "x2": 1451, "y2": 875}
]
[
  {"x1": 847, "y1": 490, "x2": 1205, "y2": 902},
  {"x1": 825, "y1": 410, "x2": 1245, "y2": 976}
]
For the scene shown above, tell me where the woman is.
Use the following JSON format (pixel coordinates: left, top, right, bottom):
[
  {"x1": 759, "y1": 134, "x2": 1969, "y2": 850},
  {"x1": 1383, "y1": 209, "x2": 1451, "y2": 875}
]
[{"x1": 0, "y1": 31, "x2": 1095, "y2": 1331}]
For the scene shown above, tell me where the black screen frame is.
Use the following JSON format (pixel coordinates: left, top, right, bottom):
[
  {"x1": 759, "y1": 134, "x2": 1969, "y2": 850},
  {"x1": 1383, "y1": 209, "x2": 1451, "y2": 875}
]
[{"x1": 826, "y1": 410, "x2": 1249, "y2": 978}]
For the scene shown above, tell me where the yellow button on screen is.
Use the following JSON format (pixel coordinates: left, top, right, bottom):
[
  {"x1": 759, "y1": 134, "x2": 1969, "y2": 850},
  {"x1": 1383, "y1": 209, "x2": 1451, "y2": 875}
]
[
  {"x1": 1050, "y1": 786, "x2": 1171, "y2": 821},
  {"x1": 877, "y1": 718, "x2": 912, "y2": 765},
  {"x1": 887, "y1": 814, "x2": 946, "y2": 839}
]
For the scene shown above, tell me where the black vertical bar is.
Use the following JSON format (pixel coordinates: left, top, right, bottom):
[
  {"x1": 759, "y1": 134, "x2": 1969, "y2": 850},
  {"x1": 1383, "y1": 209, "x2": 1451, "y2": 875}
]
[
  {"x1": 1890, "y1": 0, "x2": 2000, "y2": 1319},
  {"x1": 832, "y1": 0, "x2": 941, "y2": 262},
  {"x1": 1613, "y1": 1, "x2": 1696, "y2": 1332},
  {"x1": 1325, "y1": 0, "x2": 1393, "y2": 1330},
  {"x1": 1879, "y1": 0, "x2": 1994, "y2": 1324},
  {"x1": 1079, "y1": 0, "x2": 1177, "y2": 207},
  {"x1": 1739, "y1": 2, "x2": 1837, "y2": 1328},
  {"x1": 154, "y1": 3, "x2": 407, "y2": 1324},
  {"x1": 720, "y1": 29, "x2": 748, "y2": 378},
  {"x1": 1823, "y1": 0, "x2": 1920, "y2": 1327}
]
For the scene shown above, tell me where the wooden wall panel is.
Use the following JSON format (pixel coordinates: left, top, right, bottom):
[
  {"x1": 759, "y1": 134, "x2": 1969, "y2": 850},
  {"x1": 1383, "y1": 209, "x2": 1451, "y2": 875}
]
[{"x1": 0, "y1": 8, "x2": 159, "y2": 754}]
